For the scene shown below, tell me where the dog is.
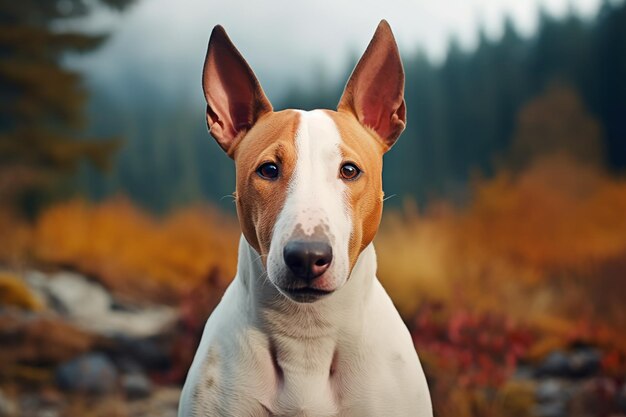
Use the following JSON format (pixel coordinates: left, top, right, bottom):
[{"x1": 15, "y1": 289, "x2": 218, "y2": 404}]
[{"x1": 179, "y1": 20, "x2": 432, "y2": 417}]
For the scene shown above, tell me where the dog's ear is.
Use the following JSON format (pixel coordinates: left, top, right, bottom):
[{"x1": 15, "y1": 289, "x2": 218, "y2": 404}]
[
  {"x1": 337, "y1": 20, "x2": 406, "y2": 151},
  {"x1": 202, "y1": 25, "x2": 272, "y2": 157}
]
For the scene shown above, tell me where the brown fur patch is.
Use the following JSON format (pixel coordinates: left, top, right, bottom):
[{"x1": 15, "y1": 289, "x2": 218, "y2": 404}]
[
  {"x1": 324, "y1": 110, "x2": 387, "y2": 271},
  {"x1": 233, "y1": 110, "x2": 301, "y2": 261}
]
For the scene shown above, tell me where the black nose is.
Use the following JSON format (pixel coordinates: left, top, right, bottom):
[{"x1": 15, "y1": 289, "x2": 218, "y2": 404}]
[{"x1": 283, "y1": 240, "x2": 333, "y2": 280}]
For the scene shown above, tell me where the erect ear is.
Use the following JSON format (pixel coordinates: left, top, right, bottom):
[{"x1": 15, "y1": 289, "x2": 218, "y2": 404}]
[
  {"x1": 337, "y1": 20, "x2": 406, "y2": 151},
  {"x1": 202, "y1": 25, "x2": 272, "y2": 157}
]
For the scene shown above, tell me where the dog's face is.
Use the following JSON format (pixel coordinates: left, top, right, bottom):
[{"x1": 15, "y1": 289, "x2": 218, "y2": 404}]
[{"x1": 202, "y1": 21, "x2": 405, "y2": 303}]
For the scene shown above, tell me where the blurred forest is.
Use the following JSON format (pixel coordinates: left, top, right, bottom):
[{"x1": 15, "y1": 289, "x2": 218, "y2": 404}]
[
  {"x1": 74, "y1": 1, "x2": 626, "y2": 212},
  {"x1": 2, "y1": 1, "x2": 626, "y2": 417},
  {"x1": 0, "y1": 0, "x2": 134, "y2": 216}
]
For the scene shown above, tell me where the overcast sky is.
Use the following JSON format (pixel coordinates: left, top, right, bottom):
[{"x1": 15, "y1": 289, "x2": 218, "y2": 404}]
[{"x1": 70, "y1": 0, "x2": 602, "y2": 105}]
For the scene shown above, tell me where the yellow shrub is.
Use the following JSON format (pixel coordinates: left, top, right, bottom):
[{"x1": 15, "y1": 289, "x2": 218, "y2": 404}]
[
  {"x1": 32, "y1": 198, "x2": 240, "y2": 303},
  {"x1": 0, "y1": 272, "x2": 43, "y2": 311},
  {"x1": 376, "y1": 203, "x2": 455, "y2": 317}
]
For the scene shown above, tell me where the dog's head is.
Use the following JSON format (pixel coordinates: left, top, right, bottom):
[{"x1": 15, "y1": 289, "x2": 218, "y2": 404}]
[{"x1": 202, "y1": 21, "x2": 405, "y2": 303}]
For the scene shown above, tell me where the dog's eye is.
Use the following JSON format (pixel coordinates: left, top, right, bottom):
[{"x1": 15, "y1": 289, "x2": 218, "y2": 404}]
[
  {"x1": 257, "y1": 162, "x2": 279, "y2": 180},
  {"x1": 340, "y1": 163, "x2": 361, "y2": 181}
]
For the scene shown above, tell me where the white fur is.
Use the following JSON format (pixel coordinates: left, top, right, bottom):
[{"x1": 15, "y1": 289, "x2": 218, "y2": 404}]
[
  {"x1": 179, "y1": 112, "x2": 433, "y2": 417},
  {"x1": 268, "y1": 110, "x2": 351, "y2": 295}
]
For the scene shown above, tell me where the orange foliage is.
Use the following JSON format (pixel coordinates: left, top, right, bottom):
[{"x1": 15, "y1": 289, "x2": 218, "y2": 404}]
[
  {"x1": 378, "y1": 156, "x2": 626, "y2": 353},
  {"x1": 462, "y1": 156, "x2": 626, "y2": 271},
  {"x1": 376, "y1": 202, "x2": 455, "y2": 316},
  {"x1": 31, "y1": 198, "x2": 240, "y2": 303}
]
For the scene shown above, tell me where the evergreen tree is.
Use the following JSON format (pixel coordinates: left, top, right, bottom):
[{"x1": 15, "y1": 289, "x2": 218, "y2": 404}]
[
  {"x1": 589, "y1": 0, "x2": 626, "y2": 168},
  {"x1": 0, "y1": 0, "x2": 134, "y2": 215}
]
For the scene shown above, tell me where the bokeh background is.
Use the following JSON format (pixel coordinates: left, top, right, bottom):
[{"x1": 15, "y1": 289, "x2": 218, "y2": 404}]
[{"x1": 2, "y1": 0, "x2": 626, "y2": 416}]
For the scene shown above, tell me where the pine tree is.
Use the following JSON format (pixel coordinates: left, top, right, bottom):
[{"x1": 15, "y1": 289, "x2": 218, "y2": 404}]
[
  {"x1": 591, "y1": 0, "x2": 626, "y2": 169},
  {"x1": 0, "y1": 0, "x2": 134, "y2": 215}
]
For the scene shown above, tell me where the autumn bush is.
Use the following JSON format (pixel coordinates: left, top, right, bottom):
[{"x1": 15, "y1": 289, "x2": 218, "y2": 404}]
[
  {"x1": 5, "y1": 198, "x2": 241, "y2": 304},
  {"x1": 411, "y1": 303, "x2": 537, "y2": 417},
  {"x1": 379, "y1": 156, "x2": 626, "y2": 334}
]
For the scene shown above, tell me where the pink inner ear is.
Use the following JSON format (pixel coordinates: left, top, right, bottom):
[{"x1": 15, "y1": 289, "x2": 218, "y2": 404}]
[
  {"x1": 337, "y1": 21, "x2": 406, "y2": 149},
  {"x1": 205, "y1": 48, "x2": 255, "y2": 144},
  {"x1": 354, "y1": 47, "x2": 405, "y2": 142}
]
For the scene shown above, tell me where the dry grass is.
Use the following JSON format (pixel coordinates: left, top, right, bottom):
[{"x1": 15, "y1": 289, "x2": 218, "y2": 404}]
[
  {"x1": 378, "y1": 156, "x2": 626, "y2": 353},
  {"x1": 4, "y1": 198, "x2": 240, "y2": 303},
  {"x1": 376, "y1": 202, "x2": 456, "y2": 317}
]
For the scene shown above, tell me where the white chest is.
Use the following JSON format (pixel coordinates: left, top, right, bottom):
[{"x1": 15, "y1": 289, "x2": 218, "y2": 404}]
[{"x1": 178, "y1": 243, "x2": 432, "y2": 417}]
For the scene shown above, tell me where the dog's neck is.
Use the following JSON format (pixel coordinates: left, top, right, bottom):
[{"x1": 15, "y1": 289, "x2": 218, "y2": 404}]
[{"x1": 235, "y1": 235, "x2": 377, "y2": 339}]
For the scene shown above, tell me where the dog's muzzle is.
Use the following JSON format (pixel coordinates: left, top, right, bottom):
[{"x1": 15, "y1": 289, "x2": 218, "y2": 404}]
[{"x1": 281, "y1": 240, "x2": 334, "y2": 303}]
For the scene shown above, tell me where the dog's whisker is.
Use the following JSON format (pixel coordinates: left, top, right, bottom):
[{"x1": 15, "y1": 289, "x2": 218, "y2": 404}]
[
  {"x1": 252, "y1": 253, "x2": 267, "y2": 264},
  {"x1": 220, "y1": 193, "x2": 237, "y2": 202},
  {"x1": 259, "y1": 270, "x2": 273, "y2": 289}
]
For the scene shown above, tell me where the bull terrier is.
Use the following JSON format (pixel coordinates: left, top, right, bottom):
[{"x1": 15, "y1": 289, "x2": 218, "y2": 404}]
[{"x1": 179, "y1": 20, "x2": 432, "y2": 417}]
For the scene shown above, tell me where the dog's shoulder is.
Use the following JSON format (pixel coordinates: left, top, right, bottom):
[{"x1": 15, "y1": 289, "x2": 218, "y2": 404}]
[
  {"x1": 353, "y1": 279, "x2": 433, "y2": 415},
  {"x1": 179, "y1": 281, "x2": 273, "y2": 417}
]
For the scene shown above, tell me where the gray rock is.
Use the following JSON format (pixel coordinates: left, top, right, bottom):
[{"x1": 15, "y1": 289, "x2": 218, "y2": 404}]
[
  {"x1": 513, "y1": 364, "x2": 534, "y2": 380},
  {"x1": 537, "y1": 351, "x2": 570, "y2": 377},
  {"x1": 568, "y1": 348, "x2": 601, "y2": 378},
  {"x1": 536, "y1": 379, "x2": 569, "y2": 403},
  {"x1": 113, "y1": 336, "x2": 171, "y2": 370},
  {"x1": 47, "y1": 272, "x2": 111, "y2": 317},
  {"x1": 534, "y1": 401, "x2": 567, "y2": 417},
  {"x1": 25, "y1": 270, "x2": 178, "y2": 338},
  {"x1": 55, "y1": 353, "x2": 118, "y2": 395},
  {"x1": 122, "y1": 372, "x2": 153, "y2": 400},
  {"x1": 115, "y1": 357, "x2": 144, "y2": 374}
]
